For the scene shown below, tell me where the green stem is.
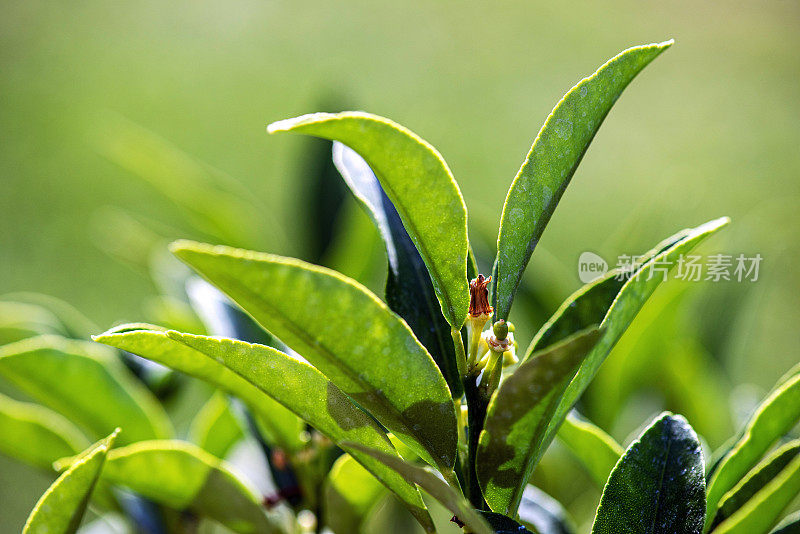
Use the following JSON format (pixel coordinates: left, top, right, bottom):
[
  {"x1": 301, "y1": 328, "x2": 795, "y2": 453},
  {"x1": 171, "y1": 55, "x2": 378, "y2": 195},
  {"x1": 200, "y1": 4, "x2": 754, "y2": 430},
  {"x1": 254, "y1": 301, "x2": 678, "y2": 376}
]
[{"x1": 451, "y1": 327, "x2": 468, "y2": 379}]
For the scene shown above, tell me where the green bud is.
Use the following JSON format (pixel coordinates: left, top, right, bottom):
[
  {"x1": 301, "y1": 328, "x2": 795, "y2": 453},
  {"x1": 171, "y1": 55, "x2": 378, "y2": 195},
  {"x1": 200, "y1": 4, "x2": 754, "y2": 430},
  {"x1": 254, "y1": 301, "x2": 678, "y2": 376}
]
[{"x1": 492, "y1": 320, "x2": 508, "y2": 340}]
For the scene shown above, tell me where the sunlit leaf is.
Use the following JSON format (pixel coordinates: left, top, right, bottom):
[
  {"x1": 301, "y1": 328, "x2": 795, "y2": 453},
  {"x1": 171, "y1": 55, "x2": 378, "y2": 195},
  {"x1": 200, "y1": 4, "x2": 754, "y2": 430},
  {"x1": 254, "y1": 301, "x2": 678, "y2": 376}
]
[
  {"x1": 556, "y1": 411, "x2": 623, "y2": 489},
  {"x1": 492, "y1": 40, "x2": 672, "y2": 321},
  {"x1": 0, "y1": 392, "x2": 88, "y2": 470},
  {"x1": 523, "y1": 218, "x2": 728, "y2": 472},
  {"x1": 333, "y1": 141, "x2": 463, "y2": 397},
  {"x1": 94, "y1": 327, "x2": 434, "y2": 532},
  {"x1": 345, "y1": 443, "x2": 493, "y2": 534},
  {"x1": 769, "y1": 510, "x2": 800, "y2": 533},
  {"x1": 0, "y1": 336, "x2": 172, "y2": 445},
  {"x1": 98, "y1": 440, "x2": 281, "y2": 534},
  {"x1": 477, "y1": 328, "x2": 601, "y2": 514},
  {"x1": 706, "y1": 373, "x2": 800, "y2": 526},
  {"x1": 324, "y1": 453, "x2": 387, "y2": 534},
  {"x1": 268, "y1": 112, "x2": 470, "y2": 329},
  {"x1": 189, "y1": 392, "x2": 245, "y2": 459},
  {"x1": 592, "y1": 413, "x2": 705, "y2": 534},
  {"x1": 23, "y1": 430, "x2": 118, "y2": 534},
  {"x1": 710, "y1": 441, "x2": 800, "y2": 531},
  {"x1": 170, "y1": 241, "x2": 458, "y2": 472}
]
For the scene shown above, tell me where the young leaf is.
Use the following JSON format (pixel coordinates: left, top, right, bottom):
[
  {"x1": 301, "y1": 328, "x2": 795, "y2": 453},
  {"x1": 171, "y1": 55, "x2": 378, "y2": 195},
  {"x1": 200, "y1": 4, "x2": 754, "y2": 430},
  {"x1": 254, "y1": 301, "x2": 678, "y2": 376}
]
[
  {"x1": 706, "y1": 373, "x2": 800, "y2": 525},
  {"x1": 710, "y1": 441, "x2": 800, "y2": 530},
  {"x1": 268, "y1": 112, "x2": 470, "y2": 329},
  {"x1": 492, "y1": 40, "x2": 673, "y2": 321},
  {"x1": 518, "y1": 486, "x2": 576, "y2": 534},
  {"x1": 0, "y1": 336, "x2": 172, "y2": 445},
  {"x1": 324, "y1": 453, "x2": 387, "y2": 534},
  {"x1": 94, "y1": 327, "x2": 435, "y2": 532},
  {"x1": 333, "y1": 142, "x2": 463, "y2": 398},
  {"x1": 0, "y1": 392, "x2": 88, "y2": 471},
  {"x1": 188, "y1": 392, "x2": 245, "y2": 459},
  {"x1": 477, "y1": 327, "x2": 601, "y2": 514},
  {"x1": 712, "y1": 451, "x2": 800, "y2": 534},
  {"x1": 556, "y1": 411, "x2": 623, "y2": 489},
  {"x1": 98, "y1": 440, "x2": 281, "y2": 534},
  {"x1": 524, "y1": 218, "x2": 729, "y2": 469},
  {"x1": 170, "y1": 241, "x2": 458, "y2": 472},
  {"x1": 591, "y1": 413, "x2": 705, "y2": 534},
  {"x1": 344, "y1": 443, "x2": 494, "y2": 534},
  {"x1": 23, "y1": 430, "x2": 118, "y2": 534}
]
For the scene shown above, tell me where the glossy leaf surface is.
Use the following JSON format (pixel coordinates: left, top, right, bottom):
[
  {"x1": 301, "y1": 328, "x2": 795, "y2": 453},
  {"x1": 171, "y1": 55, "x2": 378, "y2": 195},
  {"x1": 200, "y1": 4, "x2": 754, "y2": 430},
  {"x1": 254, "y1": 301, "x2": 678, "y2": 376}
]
[
  {"x1": 556, "y1": 411, "x2": 623, "y2": 488},
  {"x1": 23, "y1": 430, "x2": 117, "y2": 534},
  {"x1": 477, "y1": 328, "x2": 601, "y2": 514},
  {"x1": 345, "y1": 443, "x2": 493, "y2": 534},
  {"x1": 170, "y1": 241, "x2": 457, "y2": 471},
  {"x1": 0, "y1": 393, "x2": 88, "y2": 470},
  {"x1": 95, "y1": 327, "x2": 433, "y2": 532},
  {"x1": 269, "y1": 112, "x2": 469, "y2": 328},
  {"x1": 592, "y1": 413, "x2": 705, "y2": 534},
  {"x1": 333, "y1": 142, "x2": 463, "y2": 397},
  {"x1": 492, "y1": 41, "x2": 672, "y2": 321},
  {"x1": 0, "y1": 336, "x2": 172, "y2": 445}
]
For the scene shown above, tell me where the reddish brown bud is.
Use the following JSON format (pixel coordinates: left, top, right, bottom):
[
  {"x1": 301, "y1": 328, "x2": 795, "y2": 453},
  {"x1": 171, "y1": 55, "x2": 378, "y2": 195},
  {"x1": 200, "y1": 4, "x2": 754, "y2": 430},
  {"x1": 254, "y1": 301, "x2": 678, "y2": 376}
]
[{"x1": 469, "y1": 274, "x2": 493, "y2": 318}]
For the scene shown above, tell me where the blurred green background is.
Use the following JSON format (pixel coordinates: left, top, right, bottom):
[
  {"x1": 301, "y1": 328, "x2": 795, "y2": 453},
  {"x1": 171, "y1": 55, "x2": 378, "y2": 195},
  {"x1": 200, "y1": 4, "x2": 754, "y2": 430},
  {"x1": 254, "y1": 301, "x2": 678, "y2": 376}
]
[{"x1": 1, "y1": 0, "x2": 799, "y2": 531}]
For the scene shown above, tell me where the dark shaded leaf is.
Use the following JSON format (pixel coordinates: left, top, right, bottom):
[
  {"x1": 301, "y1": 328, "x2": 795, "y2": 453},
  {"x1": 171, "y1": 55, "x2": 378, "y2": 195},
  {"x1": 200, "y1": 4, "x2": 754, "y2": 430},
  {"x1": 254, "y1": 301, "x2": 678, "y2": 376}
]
[
  {"x1": 332, "y1": 142, "x2": 463, "y2": 397},
  {"x1": 591, "y1": 413, "x2": 705, "y2": 534},
  {"x1": 518, "y1": 486, "x2": 576, "y2": 534}
]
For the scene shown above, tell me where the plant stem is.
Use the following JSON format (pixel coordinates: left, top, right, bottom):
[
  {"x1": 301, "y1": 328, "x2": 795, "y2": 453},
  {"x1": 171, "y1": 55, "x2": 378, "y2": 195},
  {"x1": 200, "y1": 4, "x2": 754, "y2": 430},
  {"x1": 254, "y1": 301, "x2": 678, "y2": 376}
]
[{"x1": 451, "y1": 327, "x2": 468, "y2": 380}]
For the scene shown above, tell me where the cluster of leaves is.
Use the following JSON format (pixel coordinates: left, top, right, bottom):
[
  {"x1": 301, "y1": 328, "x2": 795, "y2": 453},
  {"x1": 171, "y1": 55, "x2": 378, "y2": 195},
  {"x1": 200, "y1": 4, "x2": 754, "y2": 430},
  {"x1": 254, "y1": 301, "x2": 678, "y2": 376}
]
[{"x1": 2, "y1": 39, "x2": 800, "y2": 534}]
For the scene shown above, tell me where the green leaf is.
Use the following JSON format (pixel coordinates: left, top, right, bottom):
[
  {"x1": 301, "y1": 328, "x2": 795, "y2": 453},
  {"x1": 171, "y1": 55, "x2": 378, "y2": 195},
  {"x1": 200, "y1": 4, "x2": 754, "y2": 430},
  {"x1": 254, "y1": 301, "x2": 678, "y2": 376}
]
[
  {"x1": 556, "y1": 411, "x2": 623, "y2": 489},
  {"x1": 491, "y1": 40, "x2": 673, "y2": 321},
  {"x1": 479, "y1": 511, "x2": 535, "y2": 533},
  {"x1": 0, "y1": 392, "x2": 89, "y2": 470},
  {"x1": 189, "y1": 392, "x2": 245, "y2": 459},
  {"x1": 97, "y1": 323, "x2": 304, "y2": 454},
  {"x1": 477, "y1": 328, "x2": 601, "y2": 514},
  {"x1": 524, "y1": 218, "x2": 729, "y2": 472},
  {"x1": 770, "y1": 511, "x2": 800, "y2": 533},
  {"x1": 712, "y1": 449, "x2": 800, "y2": 534},
  {"x1": 1, "y1": 292, "x2": 99, "y2": 339},
  {"x1": 518, "y1": 486, "x2": 576, "y2": 534},
  {"x1": 710, "y1": 441, "x2": 800, "y2": 531},
  {"x1": 707, "y1": 373, "x2": 800, "y2": 526},
  {"x1": 345, "y1": 442, "x2": 494, "y2": 534},
  {"x1": 333, "y1": 141, "x2": 463, "y2": 398},
  {"x1": 23, "y1": 430, "x2": 118, "y2": 534},
  {"x1": 324, "y1": 453, "x2": 387, "y2": 534},
  {"x1": 0, "y1": 301, "x2": 65, "y2": 344},
  {"x1": 0, "y1": 336, "x2": 172, "y2": 445},
  {"x1": 591, "y1": 413, "x2": 705, "y2": 534},
  {"x1": 99, "y1": 440, "x2": 281, "y2": 534},
  {"x1": 268, "y1": 111, "x2": 470, "y2": 328},
  {"x1": 170, "y1": 241, "x2": 458, "y2": 472},
  {"x1": 94, "y1": 327, "x2": 434, "y2": 532}
]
